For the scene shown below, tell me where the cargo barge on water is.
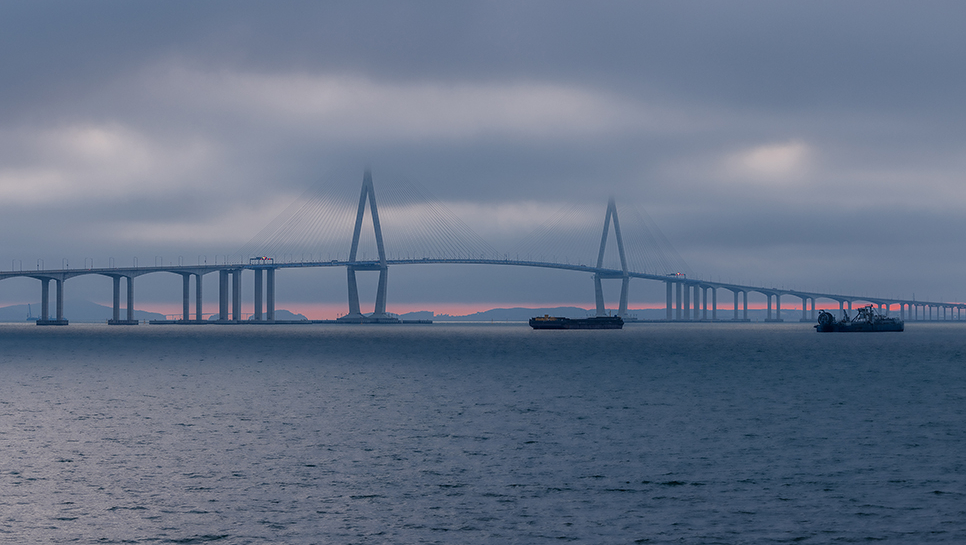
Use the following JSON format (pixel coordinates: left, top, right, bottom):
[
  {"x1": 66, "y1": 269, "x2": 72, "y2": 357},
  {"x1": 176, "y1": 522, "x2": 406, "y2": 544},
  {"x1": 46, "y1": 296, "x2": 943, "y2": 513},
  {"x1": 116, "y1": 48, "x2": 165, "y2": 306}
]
[{"x1": 529, "y1": 315, "x2": 624, "y2": 329}]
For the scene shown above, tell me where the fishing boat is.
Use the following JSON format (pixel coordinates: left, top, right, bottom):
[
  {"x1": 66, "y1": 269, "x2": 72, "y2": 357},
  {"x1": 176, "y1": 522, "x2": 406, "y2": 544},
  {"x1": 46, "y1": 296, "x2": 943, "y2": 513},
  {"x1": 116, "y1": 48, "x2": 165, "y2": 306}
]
[{"x1": 815, "y1": 305, "x2": 903, "y2": 332}]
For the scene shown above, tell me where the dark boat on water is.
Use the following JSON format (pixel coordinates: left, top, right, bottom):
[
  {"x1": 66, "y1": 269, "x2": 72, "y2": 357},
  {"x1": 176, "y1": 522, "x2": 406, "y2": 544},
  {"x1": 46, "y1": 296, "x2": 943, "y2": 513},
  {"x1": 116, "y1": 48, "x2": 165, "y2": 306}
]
[
  {"x1": 815, "y1": 305, "x2": 903, "y2": 332},
  {"x1": 529, "y1": 315, "x2": 624, "y2": 329}
]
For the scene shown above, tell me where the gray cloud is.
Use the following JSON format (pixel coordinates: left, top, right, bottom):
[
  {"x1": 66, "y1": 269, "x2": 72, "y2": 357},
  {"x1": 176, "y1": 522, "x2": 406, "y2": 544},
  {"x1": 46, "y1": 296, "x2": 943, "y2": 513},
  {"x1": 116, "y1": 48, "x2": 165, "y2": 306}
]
[{"x1": 1, "y1": 1, "x2": 965, "y2": 314}]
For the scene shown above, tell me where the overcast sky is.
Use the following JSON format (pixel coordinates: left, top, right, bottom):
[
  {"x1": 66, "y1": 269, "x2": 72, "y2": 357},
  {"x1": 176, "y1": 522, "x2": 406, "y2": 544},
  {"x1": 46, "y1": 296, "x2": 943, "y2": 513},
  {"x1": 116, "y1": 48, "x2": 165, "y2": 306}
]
[{"x1": 2, "y1": 1, "x2": 965, "y2": 317}]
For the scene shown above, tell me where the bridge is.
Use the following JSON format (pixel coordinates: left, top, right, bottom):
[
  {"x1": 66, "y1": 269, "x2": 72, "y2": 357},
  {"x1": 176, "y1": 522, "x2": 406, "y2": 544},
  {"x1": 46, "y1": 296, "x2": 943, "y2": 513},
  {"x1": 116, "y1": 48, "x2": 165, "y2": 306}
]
[{"x1": 2, "y1": 170, "x2": 963, "y2": 325}]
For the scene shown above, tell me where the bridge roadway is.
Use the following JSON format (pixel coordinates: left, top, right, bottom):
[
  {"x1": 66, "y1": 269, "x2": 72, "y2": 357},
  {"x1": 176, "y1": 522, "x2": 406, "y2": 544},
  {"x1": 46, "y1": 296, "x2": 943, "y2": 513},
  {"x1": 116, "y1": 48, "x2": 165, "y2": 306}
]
[{"x1": 1, "y1": 258, "x2": 962, "y2": 324}]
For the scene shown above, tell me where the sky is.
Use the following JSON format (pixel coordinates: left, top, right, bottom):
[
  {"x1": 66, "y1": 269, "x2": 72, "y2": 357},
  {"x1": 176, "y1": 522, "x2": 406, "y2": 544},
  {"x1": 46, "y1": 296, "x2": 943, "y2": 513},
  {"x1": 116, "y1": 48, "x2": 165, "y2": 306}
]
[{"x1": 1, "y1": 1, "x2": 965, "y2": 318}]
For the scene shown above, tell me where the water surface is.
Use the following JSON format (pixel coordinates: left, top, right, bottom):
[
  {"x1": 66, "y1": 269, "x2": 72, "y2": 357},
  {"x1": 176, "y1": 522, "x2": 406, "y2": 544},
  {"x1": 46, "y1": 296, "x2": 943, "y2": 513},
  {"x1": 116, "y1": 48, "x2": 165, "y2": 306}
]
[{"x1": 0, "y1": 322, "x2": 963, "y2": 543}]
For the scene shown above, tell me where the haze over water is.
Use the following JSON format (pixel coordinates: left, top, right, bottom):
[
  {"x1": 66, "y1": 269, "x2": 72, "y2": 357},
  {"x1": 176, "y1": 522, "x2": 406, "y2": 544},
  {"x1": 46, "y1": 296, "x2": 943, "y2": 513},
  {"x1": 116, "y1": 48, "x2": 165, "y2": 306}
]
[{"x1": 1, "y1": 322, "x2": 963, "y2": 543}]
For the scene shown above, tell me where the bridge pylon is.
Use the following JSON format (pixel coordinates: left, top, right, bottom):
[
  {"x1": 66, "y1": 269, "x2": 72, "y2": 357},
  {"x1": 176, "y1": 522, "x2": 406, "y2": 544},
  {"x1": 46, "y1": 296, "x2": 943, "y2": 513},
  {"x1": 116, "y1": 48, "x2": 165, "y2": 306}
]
[
  {"x1": 594, "y1": 197, "x2": 630, "y2": 317},
  {"x1": 339, "y1": 169, "x2": 396, "y2": 322}
]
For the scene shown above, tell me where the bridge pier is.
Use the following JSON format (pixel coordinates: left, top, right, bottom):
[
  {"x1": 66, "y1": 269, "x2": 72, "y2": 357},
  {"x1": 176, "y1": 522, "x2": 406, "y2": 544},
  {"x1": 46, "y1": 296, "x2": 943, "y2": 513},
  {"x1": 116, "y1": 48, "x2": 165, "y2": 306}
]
[
  {"x1": 733, "y1": 290, "x2": 739, "y2": 320},
  {"x1": 219, "y1": 270, "x2": 229, "y2": 320},
  {"x1": 711, "y1": 287, "x2": 717, "y2": 321},
  {"x1": 619, "y1": 276, "x2": 629, "y2": 318},
  {"x1": 107, "y1": 275, "x2": 138, "y2": 325},
  {"x1": 126, "y1": 277, "x2": 134, "y2": 322},
  {"x1": 41, "y1": 278, "x2": 49, "y2": 320},
  {"x1": 344, "y1": 267, "x2": 364, "y2": 320},
  {"x1": 172, "y1": 273, "x2": 204, "y2": 323},
  {"x1": 249, "y1": 267, "x2": 276, "y2": 322},
  {"x1": 267, "y1": 268, "x2": 275, "y2": 321},
  {"x1": 676, "y1": 282, "x2": 682, "y2": 320},
  {"x1": 683, "y1": 284, "x2": 690, "y2": 320},
  {"x1": 666, "y1": 281, "x2": 673, "y2": 320},
  {"x1": 35, "y1": 276, "x2": 68, "y2": 325},
  {"x1": 183, "y1": 274, "x2": 190, "y2": 321},
  {"x1": 232, "y1": 270, "x2": 241, "y2": 321},
  {"x1": 196, "y1": 273, "x2": 203, "y2": 321},
  {"x1": 113, "y1": 276, "x2": 121, "y2": 321},
  {"x1": 695, "y1": 285, "x2": 701, "y2": 320},
  {"x1": 254, "y1": 269, "x2": 262, "y2": 321},
  {"x1": 701, "y1": 286, "x2": 708, "y2": 320}
]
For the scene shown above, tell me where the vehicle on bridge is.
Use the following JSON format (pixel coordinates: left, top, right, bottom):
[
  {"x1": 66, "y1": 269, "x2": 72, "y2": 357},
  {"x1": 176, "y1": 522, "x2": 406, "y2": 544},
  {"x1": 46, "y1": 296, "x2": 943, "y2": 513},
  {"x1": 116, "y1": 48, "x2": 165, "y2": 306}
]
[{"x1": 815, "y1": 306, "x2": 904, "y2": 332}]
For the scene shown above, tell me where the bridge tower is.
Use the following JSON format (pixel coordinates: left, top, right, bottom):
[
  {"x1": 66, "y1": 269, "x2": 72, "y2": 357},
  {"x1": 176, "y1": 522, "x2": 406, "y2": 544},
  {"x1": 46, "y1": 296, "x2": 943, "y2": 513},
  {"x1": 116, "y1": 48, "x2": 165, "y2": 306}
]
[
  {"x1": 594, "y1": 197, "x2": 630, "y2": 317},
  {"x1": 339, "y1": 169, "x2": 394, "y2": 322}
]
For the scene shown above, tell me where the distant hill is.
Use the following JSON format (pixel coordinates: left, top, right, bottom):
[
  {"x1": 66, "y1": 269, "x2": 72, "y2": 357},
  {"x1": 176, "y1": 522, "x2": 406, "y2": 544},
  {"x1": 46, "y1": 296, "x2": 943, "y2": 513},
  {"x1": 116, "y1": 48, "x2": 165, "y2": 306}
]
[
  {"x1": 0, "y1": 301, "x2": 166, "y2": 323},
  {"x1": 398, "y1": 306, "x2": 810, "y2": 322},
  {"x1": 400, "y1": 307, "x2": 596, "y2": 321},
  {"x1": 0, "y1": 302, "x2": 307, "y2": 323},
  {"x1": 207, "y1": 309, "x2": 308, "y2": 321}
]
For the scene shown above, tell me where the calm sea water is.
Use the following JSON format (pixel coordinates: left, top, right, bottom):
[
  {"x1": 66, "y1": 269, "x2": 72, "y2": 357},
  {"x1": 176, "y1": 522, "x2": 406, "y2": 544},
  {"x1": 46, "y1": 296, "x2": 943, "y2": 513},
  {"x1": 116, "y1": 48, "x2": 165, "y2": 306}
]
[{"x1": 0, "y1": 322, "x2": 963, "y2": 544}]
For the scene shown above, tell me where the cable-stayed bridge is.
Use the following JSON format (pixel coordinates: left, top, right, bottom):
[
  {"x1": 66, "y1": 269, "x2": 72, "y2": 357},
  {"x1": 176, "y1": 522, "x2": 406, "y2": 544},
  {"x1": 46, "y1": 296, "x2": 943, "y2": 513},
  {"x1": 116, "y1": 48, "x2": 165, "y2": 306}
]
[{"x1": 2, "y1": 170, "x2": 962, "y2": 325}]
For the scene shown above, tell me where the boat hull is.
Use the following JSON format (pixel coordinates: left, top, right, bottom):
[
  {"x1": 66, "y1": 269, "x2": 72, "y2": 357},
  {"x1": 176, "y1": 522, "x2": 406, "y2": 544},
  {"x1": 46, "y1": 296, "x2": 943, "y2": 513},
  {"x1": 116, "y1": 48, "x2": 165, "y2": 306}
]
[
  {"x1": 529, "y1": 316, "x2": 624, "y2": 329},
  {"x1": 815, "y1": 322, "x2": 904, "y2": 332}
]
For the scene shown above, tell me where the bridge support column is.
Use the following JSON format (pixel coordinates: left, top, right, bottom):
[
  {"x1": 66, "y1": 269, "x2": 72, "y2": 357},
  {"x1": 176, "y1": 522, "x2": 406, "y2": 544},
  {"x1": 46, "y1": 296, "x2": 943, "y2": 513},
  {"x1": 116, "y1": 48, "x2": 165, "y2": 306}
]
[
  {"x1": 775, "y1": 295, "x2": 781, "y2": 322},
  {"x1": 106, "y1": 275, "x2": 137, "y2": 325},
  {"x1": 113, "y1": 276, "x2": 121, "y2": 322},
  {"x1": 743, "y1": 291, "x2": 748, "y2": 320},
  {"x1": 594, "y1": 275, "x2": 605, "y2": 316},
  {"x1": 254, "y1": 269, "x2": 263, "y2": 321},
  {"x1": 676, "y1": 282, "x2": 682, "y2": 320},
  {"x1": 701, "y1": 287, "x2": 708, "y2": 320},
  {"x1": 219, "y1": 270, "x2": 229, "y2": 321},
  {"x1": 666, "y1": 281, "x2": 673, "y2": 320},
  {"x1": 695, "y1": 286, "x2": 701, "y2": 320},
  {"x1": 231, "y1": 270, "x2": 241, "y2": 321},
  {"x1": 182, "y1": 274, "x2": 190, "y2": 321},
  {"x1": 195, "y1": 273, "x2": 203, "y2": 321},
  {"x1": 126, "y1": 277, "x2": 134, "y2": 322},
  {"x1": 41, "y1": 279, "x2": 49, "y2": 320},
  {"x1": 839, "y1": 300, "x2": 844, "y2": 319},
  {"x1": 801, "y1": 296, "x2": 808, "y2": 321},
  {"x1": 55, "y1": 279, "x2": 64, "y2": 321},
  {"x1": 766, "y1": 294, "x2": 772, "y2": 321},
  {"x1": 346, "y1": 268, "x2": 363, "y2": 319},
  {"x1": 712, "y1": 288, "x2": 717, "y2": 321},
  {"x1": 683, "y1": 284, "x2": 690, "y2": 321},
  {"x1": 267, "y1": 268, "x2": 275, "y2": 321},
  {"x1": 619, "y1": 276, "x2": 629, "y2": 318},
  {"x1": 373, "y1": 267, "x2": 389, "y2": 318},
  {"x1": 733, "y1": 290, "x2": 739, "y2": 320}
]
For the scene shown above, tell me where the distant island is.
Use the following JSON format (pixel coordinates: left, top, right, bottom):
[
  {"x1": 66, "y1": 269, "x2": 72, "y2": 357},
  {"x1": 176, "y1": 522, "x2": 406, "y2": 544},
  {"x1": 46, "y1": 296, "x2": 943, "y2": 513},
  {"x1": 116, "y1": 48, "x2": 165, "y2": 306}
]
[
  {"x1": 0, "y1": 301, "x2": 307, "y2": 323},
  {"x1": 399, "y1": 306, "x2": 808, "y2": 322}
]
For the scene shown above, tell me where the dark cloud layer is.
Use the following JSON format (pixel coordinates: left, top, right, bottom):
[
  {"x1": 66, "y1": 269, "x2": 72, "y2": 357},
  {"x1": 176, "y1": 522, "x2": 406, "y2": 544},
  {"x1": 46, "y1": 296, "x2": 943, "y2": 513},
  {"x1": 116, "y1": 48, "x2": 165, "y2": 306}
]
[{"x1": 1, "y1": 1, "x2": 965, "y2": 314}]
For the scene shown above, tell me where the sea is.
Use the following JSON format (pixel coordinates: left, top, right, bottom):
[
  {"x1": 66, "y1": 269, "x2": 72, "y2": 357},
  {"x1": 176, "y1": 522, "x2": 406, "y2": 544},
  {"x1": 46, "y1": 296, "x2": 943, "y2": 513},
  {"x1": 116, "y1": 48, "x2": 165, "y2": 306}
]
[{"x1": 0, "y1": 321, "x2": 963, "y2": 544}]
